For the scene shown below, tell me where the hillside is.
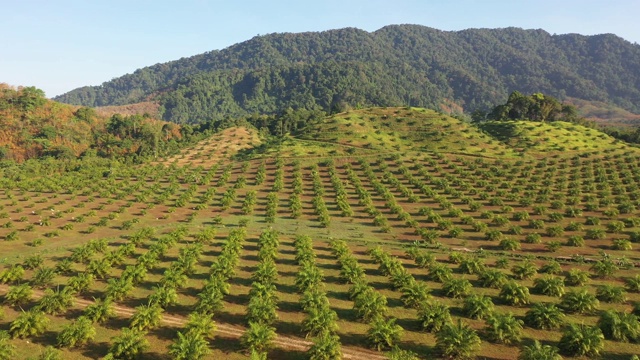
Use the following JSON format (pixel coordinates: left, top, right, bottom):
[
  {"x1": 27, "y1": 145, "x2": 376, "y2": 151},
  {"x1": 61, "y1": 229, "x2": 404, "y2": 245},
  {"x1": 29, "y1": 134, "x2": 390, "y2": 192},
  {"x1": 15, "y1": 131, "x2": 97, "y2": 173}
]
[
  {"x1": 0, "y1": 84, "x2": 185, "y2": 162},
  {"x1": 54, "y1": 25, "x2": 640, "y2": 124}
]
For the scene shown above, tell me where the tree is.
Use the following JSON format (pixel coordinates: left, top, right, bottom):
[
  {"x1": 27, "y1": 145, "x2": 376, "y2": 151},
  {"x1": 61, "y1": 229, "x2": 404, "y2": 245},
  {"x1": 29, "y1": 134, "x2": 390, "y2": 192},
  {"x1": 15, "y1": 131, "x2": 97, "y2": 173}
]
[
  {"x1": 37, "y1": 288, "x2": 74, "y2": 315},
  {"x1": 367, "y1": 317, "x2": 403, "y2": 351},
  {"x1": 0, "y1": 331, "x2": 15, "y2": 360},
  {"x1": 107, "y1": 328, "x2": 149, "y2": 360},
  {"x1": 500, "y1": 281, "x2": 530, "y2": 306},
  {"x1": 241, "y1": 321, "x2": 275, "y2": 356},
  {"x1": 435, "y1": 320, "x2": 481, "y2": 360},
  {"x1": 442, "y1": 278, "x2": 472, "y2": 299},
  {"x1": 418, "y1": 301, "x2": 452, "y2": 333},
  {"x1": 4, "y1": 284, "x2": 33, "y2": 307},
  {"x1": 524, "y1": 303, "x2": 565, "y2": 330},
  {"x1": 518, "y1": 340, "x2": 561, "y2": 360},
  {"x1": 597, "y1": 310, "x2": 640, "y2": 342},
  {"x1": 130, "y1": 303, "x2": 164, "y2": 331},
  {"x1": 185, "y1": 312, "x2": 217, "y2": 339},
  {"x1": 478, "y1": 269, "x2": 507, "y2": 289},
  {"x1": 564, "y1": 269, "x2": 589, "y2": 286},
  {"x1": 302, "y1": 306, "x2": 339, "y2": 338},
  {"x1": 485, "y1": 313, "x2": 523, "y2": 344},
  {"x1": 511, "y1": 261, "x2": 537, "y2": 280},
  {"x1": 462, "y1": 294, "x2": 494, "y2": 320},
  {"x1": 354, "y1": 288, "x2": 388, "y2": 322},
  {"x1": 83, "y1": 297, "x2": 115, "y2": 323},
  {"x1": 558, "y1": 323, "x2": 604, "y2": 357},
  {"x1": 400, "y1": 281, "x2": 431, "y2": 309},
  {"x1": 9, "y1": 309, "x2": 49, "y2": 338},
  {"x1": 308, "y1": 330, "x2": 342, "y2": 360},
  {"x1": 560, "y1": 289, "x2": 599, "y2": 314},
  {"x1": 56, "y1": 316, "x2": 96, "y2": 348},
  {"x1": 168, "y1": 330, "x2": 210, "y2": 360},
  {"x1": 596, "y1": 284, "x2": 626, "y2": 303},
  {"x1": 533, "y1": 276, "x2": 565, "y2": 297}
]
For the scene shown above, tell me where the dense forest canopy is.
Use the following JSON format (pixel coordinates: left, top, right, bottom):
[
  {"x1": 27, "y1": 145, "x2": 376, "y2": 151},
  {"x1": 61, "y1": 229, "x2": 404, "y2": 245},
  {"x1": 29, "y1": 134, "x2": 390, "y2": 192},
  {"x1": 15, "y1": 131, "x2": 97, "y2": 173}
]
[{"x1": 54, "y1": 25, "x2": 640, "y2": 125}]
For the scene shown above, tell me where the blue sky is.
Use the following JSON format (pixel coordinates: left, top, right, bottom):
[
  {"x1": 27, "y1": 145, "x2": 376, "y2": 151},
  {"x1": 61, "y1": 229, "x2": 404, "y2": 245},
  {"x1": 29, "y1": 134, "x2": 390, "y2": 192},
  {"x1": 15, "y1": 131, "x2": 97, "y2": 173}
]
[{"x1": 3, "y1": 0, "x2": 638, "y2": 97}]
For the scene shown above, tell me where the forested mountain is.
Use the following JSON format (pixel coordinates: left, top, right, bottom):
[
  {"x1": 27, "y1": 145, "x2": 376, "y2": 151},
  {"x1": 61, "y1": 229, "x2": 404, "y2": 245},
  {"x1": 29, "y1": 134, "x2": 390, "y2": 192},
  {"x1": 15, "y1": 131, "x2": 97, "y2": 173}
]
[{"x1": 54, "y1": 25, "x2": 640, "y2": 124}]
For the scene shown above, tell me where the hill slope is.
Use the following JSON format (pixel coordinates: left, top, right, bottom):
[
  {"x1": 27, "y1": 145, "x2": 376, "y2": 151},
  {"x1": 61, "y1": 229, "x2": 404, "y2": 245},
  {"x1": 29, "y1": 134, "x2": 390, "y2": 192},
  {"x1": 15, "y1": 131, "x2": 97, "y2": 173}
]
[{"x1": 54, "y1": 25, "x2": 640, "y2": 124}]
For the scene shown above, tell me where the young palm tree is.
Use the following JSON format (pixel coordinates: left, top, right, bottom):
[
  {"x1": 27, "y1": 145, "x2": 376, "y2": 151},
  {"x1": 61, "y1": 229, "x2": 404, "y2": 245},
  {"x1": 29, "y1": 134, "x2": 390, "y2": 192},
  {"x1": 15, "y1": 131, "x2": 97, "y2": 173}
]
[
  {"x1": 500, "y1": 281, "x2": 530, "y2": 306},
  {"x1": 0, "y1": 331, "x2": 15, "y2": 360},
  {"x1": 511, "y1": 261, "x2": 538, "y2": 280},
  {"x1": 462, "y1": 294, "x2": 495, "y2": 320},
  {"x1": 417, "y1": 301, "x2": 452, "y2": 333},
  {"x1": 564, "y1": 269, "x2": 590, "y2": 286},
  {"x1": 533, "y1": 275, "x2": 565, "y2": 297},
  {"x1": 302, "y1": 306, "x2": 339, "y2": 338},
  {"x1": 458, "y1": 257, "x2": 485, "y2": 275},
  {"x1": 558, "y1": 323, "x2": 604, "y2": 357},
  {"x1": 400, "y1": 281, "x2": 431, "y2": 309},
  {"x1": 4, "y1": 284, "x2": 33, "y2": 307},
  {"x1": 307, "y1": 329, "x2": 342, "y2": 360},
  {"x1": 590, "y1": 258, "x2": 619, "y2": 279},
  {"x1": 66, "y1": 272, "x2": 94, "y2": 294},
  {"x1": 560, "y1": 289, "x2": 599, "y2": 314},
  {"x1": 597, "y1": 310, "x2": 640, "y2": 342},
  {"x1": 596, "y1": 284, "x2": 627, "y2": 303},
  {"x1": 427, "y1": 263, "x2": 453, "y2": 283},
  {"x1": 442, "y1": 278, "x2": 472, "y2": 299},
  {"x1": 518, "y1": 340, "x2": 561, "y2": 360},
  {"x1": 354, "y1": 288, "x2": 388, "y2": 322},
  {"x1": 435, "y1": 319, "x2": 481, "y2": 360},
  {"x1": 168, "y1": 330, "x2": 210, "y2": 360},
  {"x1": 185, "y1": 312, "x2": 217, "y2": 339},
  {"x1": 367, "y1": 317, "x2": 404, "y2": 351},
  {"x1": 478, "y1": 269, "x2": 507, "y2": 289},
  {"x1": 9, "y1": 309, "x2": 49, "y2": 338},
  {"x1": 241, "y1": 321, "x2": 275, "y2": 357},
  {"x1": 56, "y1": 316, "x2": 96, "y2": 348},
  {"x1": 106, "y1": 328, "x2": 149, "y2": 360},
  {"x1": 130, "y1": 303, "x2": 164, "y2": 331},
  {"x1": 485, "y1": 312, "x2": 523, "y2": 345},
  {"x1": 524, "y1": 303, "x2": 565, "y2": 330},
  {"x1": 37, "y1": 288, "x2": 74, "y2": 315},
  {"x1": 83, "y1": 297, "x2": 115, "y2": 324},
  {"x1": 625, "y1": 274, "x2": 640, "y2": 292}
]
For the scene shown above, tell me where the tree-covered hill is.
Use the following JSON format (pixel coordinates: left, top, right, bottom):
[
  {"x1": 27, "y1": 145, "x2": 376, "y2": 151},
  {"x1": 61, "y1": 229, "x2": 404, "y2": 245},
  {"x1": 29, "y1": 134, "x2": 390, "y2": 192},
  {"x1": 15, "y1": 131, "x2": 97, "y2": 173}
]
[{"x1": 54, "y1": 25, "x2": 640, "y2": 124}]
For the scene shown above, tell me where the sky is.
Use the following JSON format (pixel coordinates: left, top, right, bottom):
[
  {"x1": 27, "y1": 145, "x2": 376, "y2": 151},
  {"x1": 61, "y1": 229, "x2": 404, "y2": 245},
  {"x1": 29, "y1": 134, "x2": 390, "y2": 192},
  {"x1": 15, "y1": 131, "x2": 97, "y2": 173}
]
[{"x1": 3, "y1": 0, "x2": 639, "y2": 98}]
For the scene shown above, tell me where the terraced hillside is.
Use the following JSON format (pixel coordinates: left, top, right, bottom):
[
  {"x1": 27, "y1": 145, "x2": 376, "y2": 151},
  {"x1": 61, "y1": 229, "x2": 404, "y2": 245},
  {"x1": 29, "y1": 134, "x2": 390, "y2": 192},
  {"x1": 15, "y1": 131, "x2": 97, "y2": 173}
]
[{"x1": 0, "y1": 110, "x2": 639, "y2": 359}]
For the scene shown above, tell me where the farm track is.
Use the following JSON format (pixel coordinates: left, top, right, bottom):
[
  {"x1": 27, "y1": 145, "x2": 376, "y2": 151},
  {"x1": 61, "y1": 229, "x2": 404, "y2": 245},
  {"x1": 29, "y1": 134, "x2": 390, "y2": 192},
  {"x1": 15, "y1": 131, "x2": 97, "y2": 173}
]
[{"x1": 0, "y1": 284, "x2": 387, "y2": 360}]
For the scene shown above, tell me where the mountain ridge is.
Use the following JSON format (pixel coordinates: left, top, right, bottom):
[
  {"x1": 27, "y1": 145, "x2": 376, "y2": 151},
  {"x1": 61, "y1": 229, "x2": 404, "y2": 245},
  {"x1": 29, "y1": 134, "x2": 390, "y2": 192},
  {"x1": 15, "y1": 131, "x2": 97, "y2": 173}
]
[{"x1": 54, "y1": 24, "x2": 640, "y2": 124}]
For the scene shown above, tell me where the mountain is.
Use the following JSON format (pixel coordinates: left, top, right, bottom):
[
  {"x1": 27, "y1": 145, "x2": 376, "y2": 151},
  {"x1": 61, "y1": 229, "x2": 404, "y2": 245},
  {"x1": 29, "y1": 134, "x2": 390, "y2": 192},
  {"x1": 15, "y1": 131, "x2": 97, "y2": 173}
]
[{"x1": 54, "y1": 25, "x2": 640, "y2": 124}]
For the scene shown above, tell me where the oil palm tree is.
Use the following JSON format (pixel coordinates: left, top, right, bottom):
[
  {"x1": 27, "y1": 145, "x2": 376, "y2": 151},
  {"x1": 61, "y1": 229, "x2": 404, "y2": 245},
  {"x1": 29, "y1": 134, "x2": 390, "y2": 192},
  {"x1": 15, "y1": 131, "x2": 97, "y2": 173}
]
[
  {"x1": 168, "y1": 330, "x2": 210, "y2": 360},
  {"x1": 106, "y1": 328, "x2": 149, "y2": 360},
  {"x1": 56, "y1": 316, "x2": 96, "y2": 348},
  {"x1": 518, "y1": 340, "x2": 561, "y2": 360},
  {"x1": 560, "y1": 289, "x2": 599, "y2": 314},
  {"x1": 558, "y1": 323, "x2": 604, "y2": 357},
  {"x1": 367, "y1": 317, "x2": 404, "y2": 351},
  {"x1": 462, "y1": 294, "x2": 494, "y2": 320},
  {"x1": 597, "y1": 310, "x2": 640, "y2": 342},
  {"x1": 533, "y1": 276, "x2": 565, "y2": 297},
  {"x1": 485, "y1": 312, "x2": 523, "y2": 344},
  {"x1": 418, "y1": 301, "x2": 452, "y2": 333},
  {"x1": 83, "y1": 297, "x2": 115, "y2": 324},
  {"x1": 435, "y1": 319, "x2": 481, "y2": 360},
  {"x1": 9, "y1": 309, "x2": 49, "y2": 338},
  {"x1": 524, "y1": 303, "x2": 565, "y2": 330},
  {"x1": 500, "y1": 281, "x2": 530, "y2": 306},
  {"x1": 307, "y1": 330, "x2": 342, "y2": 360}
]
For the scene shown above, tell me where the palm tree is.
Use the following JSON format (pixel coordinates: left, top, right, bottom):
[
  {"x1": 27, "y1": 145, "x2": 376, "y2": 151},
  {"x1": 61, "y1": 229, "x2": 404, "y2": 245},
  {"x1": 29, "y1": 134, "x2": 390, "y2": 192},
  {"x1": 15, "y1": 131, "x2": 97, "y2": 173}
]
[
  {"x1": 308, "y1": 330, "x2": 342, "y2": 360},
  {"x1": 485, "y1": 312, "x2": 523, "y2": 345},
  {"x1": 533, "y1": 276, "x2": 565, "y2": 297},
  {"x1": 427, "y1": 263, "x2": 453, "y2": 283},
  {"x1": 597, "y1": 310, "x2": 640, "y2": 342},
  {"x1": 241, "y1": 321, "x2": 275, "y2": 356},
  {"x1": 500, "y1": 281, "x2": 530, "y2": 306},
  {"x1": 442, "y1": 278, "x2": 472, "y2": 299},
  {"x1": 478, "y1": 269, "x2": 507, "y2": 289},
  {"x1": 596, "y1": 284, "x2": 627, "y2": 303},
  {"x1": 185, "y1": 312, "x2": 217, "y2": 339},
  {"x1": 0, "y1": 331, "x2": 15, "y2": 360},
  {"x1": 564, "y1": 269, "x2": 589, "y2": 286},
  {"x1": 400, "y1": 281, "x2": 431, "y2": 309},
  {"x1": 83, "y1": 297, "x2": 115, "y2": 324},
  {"x1": 524, "y1": 303, "x2": 565, "y2": 330},
  {"x1": 511, "y1": 261, "x2": 538, "y2": 280},
  {"x1": 66, "y1": 272, "x2": 94, "y2": 294},
  {"x1": 625, "y1": 274, "x2": 640, "y2": 292},
  {"x1": 56, "y1": 316, "x2": 96, "y2": 348},
  {"x1": 149, "y1": 285, "x2": 179, "y2": 308},
  {"x1": 37, "y1": 288, "x2": 74, "y2": 315},
  {"x1": 367, "y1": 317, "x2": 404, "y2": 351},
  {"x1": 354, "y1": 288, "x2": 388, "y2": 322},
  {"x1": 302, "y1": 306, "x2": 339, "y2": 338},
  {"x1": 560, "y1": 289, "x2": 599, "y2": 314},
  {"x1": 168, "y1": 330, "x2": 210, "y2": 360},
  {"x1": 435, "y1": 319, "x2": 481, "y2": 360},
  {"x1": 4, "y1": 284, "x2": 33, "y2": 307},
  {"x1": 518, "y1": 340, "x2": 561, "y2": 360},
  {"x1": 31, "y1": 267, "x2": 57, "y2": 288},
  {"x1": 417, "y1": 301, "x2": 452, "y2": 333},
  {"x1": 130, "y1": 303, "x2": 164, "y2": 331},
  {"x1": 107, "y1": 328, "x2": 149, "y2": 360},
  {"x1": 590, "y1": 257, "x2": 619, "y2": 278},
  {"x1": 462, "y1": 294, "x2": 495, "y2": 320},
  {"x1": 558, "y1": 323, "x2": 604, "y2": 357},
  {"x1": 9, "y1": 309, "x2": 49, "y2": 338},
  {"x1": 539, "y1": 260, "x2": 562, "y2": 275},
  {"x1": 458, "y1": 257, "x2": 485, "y2": 275}
]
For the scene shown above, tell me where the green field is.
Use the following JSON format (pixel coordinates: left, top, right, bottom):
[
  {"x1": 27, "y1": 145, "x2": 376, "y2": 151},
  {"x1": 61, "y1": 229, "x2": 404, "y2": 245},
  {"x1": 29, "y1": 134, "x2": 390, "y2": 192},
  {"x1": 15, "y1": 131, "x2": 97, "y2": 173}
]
[{"x1": 1, "y1": 108, "x2": 640, "y2": 359}]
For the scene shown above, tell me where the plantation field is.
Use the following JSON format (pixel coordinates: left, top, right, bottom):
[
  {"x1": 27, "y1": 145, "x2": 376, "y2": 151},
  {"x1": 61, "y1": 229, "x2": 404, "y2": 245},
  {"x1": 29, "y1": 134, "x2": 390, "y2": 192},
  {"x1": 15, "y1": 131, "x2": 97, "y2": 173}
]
[{"x1": 1, "y1": 111, "x2": 640, "y2": 359}]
